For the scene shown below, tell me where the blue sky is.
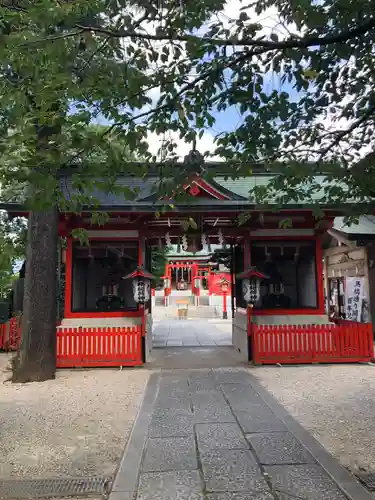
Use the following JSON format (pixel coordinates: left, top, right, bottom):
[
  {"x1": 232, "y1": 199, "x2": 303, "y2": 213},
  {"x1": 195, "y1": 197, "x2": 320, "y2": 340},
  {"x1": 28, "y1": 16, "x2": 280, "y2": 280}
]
[{"x1": 76, "y1": 69, "x2": 301, "y2": 157}]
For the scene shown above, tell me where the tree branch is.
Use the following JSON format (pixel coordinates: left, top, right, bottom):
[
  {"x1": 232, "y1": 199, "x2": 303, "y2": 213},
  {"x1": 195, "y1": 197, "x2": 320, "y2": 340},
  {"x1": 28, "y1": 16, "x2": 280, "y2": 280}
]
[
  {"x1": 103, "y1": 48, "x2": 265, "y2": 136},
  {"x1": 19, "y1": 30, "x2": 84, "y2": 47},
  {"x1": 318, "y1": 105, "x2": 375, "y2": 159},
  {"x1": 76, "y1": 17, "x2": 375, "y2": 50}
]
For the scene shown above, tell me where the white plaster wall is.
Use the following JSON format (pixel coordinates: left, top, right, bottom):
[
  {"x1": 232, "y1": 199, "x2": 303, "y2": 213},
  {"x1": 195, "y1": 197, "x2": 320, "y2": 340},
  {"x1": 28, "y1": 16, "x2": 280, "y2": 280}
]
[
  {"x1": 60, "y1": 317, "x2": 142, "y2": 328},
  {"x1": 209, "y1": 295, "x2": 233, "y2": 316},
  {"x1": 145, "y1": 313, "x2": 153, "y2": 362},
  {"x1": 232, "y1": 311, "x2": 249, "y2": 361},
  {"x1": 251, "y1": 314, "x2": 330, "y2": 325}
]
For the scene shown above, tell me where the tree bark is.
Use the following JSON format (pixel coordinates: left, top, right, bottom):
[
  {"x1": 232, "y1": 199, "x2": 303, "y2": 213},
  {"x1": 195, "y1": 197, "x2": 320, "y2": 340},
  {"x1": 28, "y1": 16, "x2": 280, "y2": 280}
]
[{"x1": 12, "y1": 207, "x2": 59, "y2": 383}]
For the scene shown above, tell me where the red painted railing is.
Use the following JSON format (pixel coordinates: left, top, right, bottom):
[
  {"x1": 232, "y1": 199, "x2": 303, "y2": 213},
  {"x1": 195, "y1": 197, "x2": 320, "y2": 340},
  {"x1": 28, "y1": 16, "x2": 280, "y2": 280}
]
[
  {"x1": 0, "y1": 317, "x2": 21, "y2": 351},
  {"x1": 252, "y1": 322, "x2": 374, "y2": 364},
  {"x1": 0, "y1": 322, "x2": 5, "y2": 350},
  {"x1": 1, "y1": 321, "x2": 143, "y2": 368},
  {"x1": 56, "y1": 326, "x2": 143, "y2": 368}
]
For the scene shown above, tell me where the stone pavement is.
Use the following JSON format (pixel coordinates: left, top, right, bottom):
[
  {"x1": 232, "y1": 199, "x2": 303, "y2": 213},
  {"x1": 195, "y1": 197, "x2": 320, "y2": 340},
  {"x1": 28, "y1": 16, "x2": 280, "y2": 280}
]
[
  {"x1": 152, "y1": 319, "x2": 232, "y2": 347},
  {"x1": 110, "y1": 369, "x2": 372, "y2": 500}
]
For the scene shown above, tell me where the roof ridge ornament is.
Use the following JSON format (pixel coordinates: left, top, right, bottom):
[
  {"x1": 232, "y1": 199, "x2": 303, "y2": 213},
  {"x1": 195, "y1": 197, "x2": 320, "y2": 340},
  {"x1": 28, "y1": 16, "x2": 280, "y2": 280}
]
[{"x1": 183, "y1": 138, "x2": 205, "y2": 175}]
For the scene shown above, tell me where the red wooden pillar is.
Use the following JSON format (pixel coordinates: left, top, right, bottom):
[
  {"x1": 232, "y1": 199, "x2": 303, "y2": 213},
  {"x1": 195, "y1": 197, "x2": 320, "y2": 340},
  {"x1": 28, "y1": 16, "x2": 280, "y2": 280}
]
[
  {"x1": 315, "y1": 237, "x2": 325, "y2": 314},
  {"x1": 208, "y1": 269, "x2": 213, "y2": 296},
  {"x1": 222, "y1": 291, "x2": 228, "y2": 319},
  {"x1": 64, "y1": 236, "x2": 73, "y2": 318},
  {"x1": 191, "y1": 263, "x2": 198, "y2": 295}
]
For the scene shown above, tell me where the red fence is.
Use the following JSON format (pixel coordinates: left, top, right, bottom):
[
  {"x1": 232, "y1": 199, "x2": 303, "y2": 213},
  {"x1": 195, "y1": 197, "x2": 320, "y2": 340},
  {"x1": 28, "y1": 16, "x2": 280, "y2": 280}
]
[
  {"x1": 1, "y1": 321, "x2": 143, "y2": 368},
  {"x1": 56, "y1": 326, "x2": 143, "y2": 368},
  {"x1": 0, "y1": 318, "x2": 21, "y2": 351},
  {"x1": 252, "y1": 322, "x2": 374, "y2": 364}
]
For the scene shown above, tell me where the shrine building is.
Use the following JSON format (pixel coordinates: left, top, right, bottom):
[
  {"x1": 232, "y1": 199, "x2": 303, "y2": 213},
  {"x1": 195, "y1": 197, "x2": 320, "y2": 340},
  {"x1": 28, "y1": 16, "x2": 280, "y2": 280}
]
[{"x1": 3, "y1": 161, "x2": 374, "y2": 367}]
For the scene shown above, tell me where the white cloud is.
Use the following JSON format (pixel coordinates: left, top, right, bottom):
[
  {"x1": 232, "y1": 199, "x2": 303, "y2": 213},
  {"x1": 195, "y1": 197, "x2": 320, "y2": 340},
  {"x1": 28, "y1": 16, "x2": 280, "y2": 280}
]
[{"x1": 146, "y1": 130, "x2": 222, "y2": 161}]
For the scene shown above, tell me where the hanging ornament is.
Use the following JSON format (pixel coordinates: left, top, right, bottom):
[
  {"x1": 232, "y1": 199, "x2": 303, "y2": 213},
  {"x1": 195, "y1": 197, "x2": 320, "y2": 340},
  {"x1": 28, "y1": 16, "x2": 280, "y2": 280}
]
[
  {"x1": 165, "y1": 232, "x2": 172, "y2": 247},
  {"x1": 201, "y1": 233, "x2": 207, "y2": 250},
  {"x1": 207, "y1": 236, "x2": 212, "y2": 253},
  {"x1": 265, "y1": 246, "x2": 271, "y2": 262},
  {"x1": 182, "y1": 234, "x2": 188, "y2": 251},
  {"x1": 293, "y1": 246, "x2": 300, "y2": 262},
  {"x1": 158, "y1": 238, "x2": 162, "y2": 249},
  {"x1": 177, "y1": 237, "x2": 181, "y2": 254},
  {"x1": 218, "y1": 229, "x2": 224, "y2": 247},
  {"x1": 88, "y1": 247, "x2": 95, "y2": 265}
]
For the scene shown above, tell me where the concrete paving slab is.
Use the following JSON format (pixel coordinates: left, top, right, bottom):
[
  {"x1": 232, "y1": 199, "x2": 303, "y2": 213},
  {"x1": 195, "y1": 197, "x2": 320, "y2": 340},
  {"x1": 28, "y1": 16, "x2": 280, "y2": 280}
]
[
  {"x1": 152, "y1": 318, "x2": 233, "y2": 348},
  {"x1": 200, "y1": 449, "x2": 268, "y2": 492},
  {"x1": 192, "y1": 392, "x2": 236, "y2": 423},
  {"x1": 110, "y1": 370, "x2": 373, "y2": 500},
  {"x1": 235, "y1": 408, "x2": 288, "y2": 434},
  {"x1": 265, "y1": 464, "x2": 348, "y2": 499},
  {"x1": 149, "y1": 414, "x2": 194, "y2": 438},
  {"x1": 189, "y1": 379, "x2": 219, "y2": 392},
  {"x1": 153, "y1": 395, "x2": 191, "y2": 411},
  {"x1": 142, "y1": 437, "x2": 198, "y2": 473},
  {"x1": 151, "y1": 405, "x2": 192, "y2": 417},
  {"x1": 220, "y1": 384, "x2": 265, "y2": 407},
  {"x1": 247, "y1": 431, "x2": 315, "y2": 464},
  {"x1": 137, "y1": 471, "x2": 204, "y2": 500},
  {"x1": 206, "y1": 493, "x2": 275, "y2": 500},
  {"x1": 196, "y1": 423, "x2": 248, "y2": 452},
  {"x1": 147, "y1": 347, "x2": 246, "y2": 369}
]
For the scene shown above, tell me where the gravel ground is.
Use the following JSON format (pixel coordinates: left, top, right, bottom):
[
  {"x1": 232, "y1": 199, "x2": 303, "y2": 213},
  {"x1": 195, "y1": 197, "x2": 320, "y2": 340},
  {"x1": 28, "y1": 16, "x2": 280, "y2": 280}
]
[
  {"x1": 0, "y1": 353, "x2": 150, "y2": 480},
  {"x1": 252, "y1": 364, "x2": 375, "y2": 474}
]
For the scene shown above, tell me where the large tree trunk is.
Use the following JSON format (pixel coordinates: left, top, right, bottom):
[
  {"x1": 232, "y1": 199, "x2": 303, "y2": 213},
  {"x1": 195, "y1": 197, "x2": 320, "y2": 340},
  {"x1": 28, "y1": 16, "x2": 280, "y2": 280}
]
[{"x1": 12, "y1": 207, "x2": 59, "y2": 383}]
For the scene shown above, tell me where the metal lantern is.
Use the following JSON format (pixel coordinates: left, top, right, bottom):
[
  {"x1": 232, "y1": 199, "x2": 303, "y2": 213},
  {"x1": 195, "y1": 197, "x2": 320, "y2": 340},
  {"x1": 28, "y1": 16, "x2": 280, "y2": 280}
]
[
  {"x1": 236, "y1": 267, "x2": 268, "y2": 306},
  {"x1": 122, "y1": 266, "x2": 155, "y2": 305}
]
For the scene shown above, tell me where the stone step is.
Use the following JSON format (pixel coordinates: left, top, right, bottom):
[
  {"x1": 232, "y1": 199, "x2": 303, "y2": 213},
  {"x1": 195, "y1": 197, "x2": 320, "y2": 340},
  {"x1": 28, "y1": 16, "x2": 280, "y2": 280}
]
[{"x1": 152, "y1": 305, "x2": 219, "y2": 319}]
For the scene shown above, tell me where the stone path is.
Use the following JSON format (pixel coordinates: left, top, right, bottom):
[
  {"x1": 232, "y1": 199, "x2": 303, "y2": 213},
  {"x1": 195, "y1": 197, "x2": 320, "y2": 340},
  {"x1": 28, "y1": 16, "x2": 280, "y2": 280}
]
[
  {"x1": 110, "y1": 369, "x2": 372, "y2": 500},
  {"x1": 152, "y1": 319, "x2": 232, "y2": 347}
]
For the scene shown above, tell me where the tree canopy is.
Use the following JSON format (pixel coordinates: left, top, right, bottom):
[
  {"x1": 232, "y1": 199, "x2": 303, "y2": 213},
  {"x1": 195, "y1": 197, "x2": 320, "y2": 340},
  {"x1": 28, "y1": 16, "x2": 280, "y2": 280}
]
[
  {"x1": 0, "y1": 213, "x2": 26, "y2": 299},
  {"x1": 151, "y1": 245, "x2": 172, "y2": 285},
  {"x1": 2, "y1": 0, "x2": 375, "y2": 210},
  {"x1": 2, "y1": 0, "x2": 375, "y2": 382}
]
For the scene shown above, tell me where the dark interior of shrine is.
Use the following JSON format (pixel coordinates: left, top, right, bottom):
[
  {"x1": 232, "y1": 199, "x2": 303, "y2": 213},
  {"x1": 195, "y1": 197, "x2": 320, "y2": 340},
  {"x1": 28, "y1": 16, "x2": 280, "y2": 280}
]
[
  {"x1": 234, "y1": 240, "x2": 318, "y2": 310},
  {"x1": 71, "y1": 241, "x2": 139, "y2": 312}
]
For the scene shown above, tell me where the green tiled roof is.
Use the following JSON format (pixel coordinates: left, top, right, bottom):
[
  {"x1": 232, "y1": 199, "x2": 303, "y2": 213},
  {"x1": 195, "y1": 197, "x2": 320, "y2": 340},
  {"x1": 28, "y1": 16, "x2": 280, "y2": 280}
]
[
  {"x1": 1, "y1": 171, "x2": 355, "y2": 210},
  {"x1": 214, "y1": 175, "x2": 348, "y2": 203}
]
